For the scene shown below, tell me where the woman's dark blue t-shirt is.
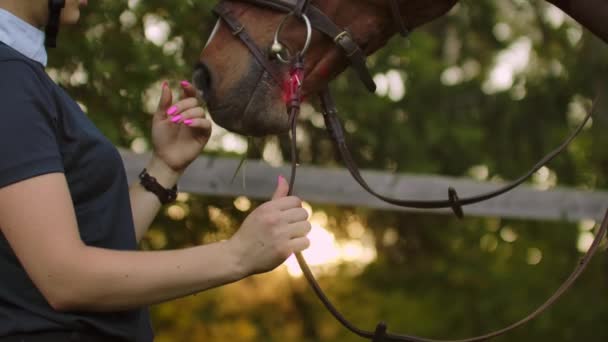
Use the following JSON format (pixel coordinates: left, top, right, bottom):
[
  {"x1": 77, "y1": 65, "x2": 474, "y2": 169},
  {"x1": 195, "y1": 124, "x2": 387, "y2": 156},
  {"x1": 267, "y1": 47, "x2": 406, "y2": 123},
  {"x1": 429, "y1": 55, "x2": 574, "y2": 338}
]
[{"x1": 0, "y1": 43, "x2": 153, "y2": 341}]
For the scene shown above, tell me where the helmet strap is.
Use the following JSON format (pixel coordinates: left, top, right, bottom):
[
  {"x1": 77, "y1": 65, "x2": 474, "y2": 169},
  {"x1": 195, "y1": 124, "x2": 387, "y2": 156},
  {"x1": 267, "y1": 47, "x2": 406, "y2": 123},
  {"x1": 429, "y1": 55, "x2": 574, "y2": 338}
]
[{"x1": 45, "y1": 0, "x2": 66, "y2": 48}]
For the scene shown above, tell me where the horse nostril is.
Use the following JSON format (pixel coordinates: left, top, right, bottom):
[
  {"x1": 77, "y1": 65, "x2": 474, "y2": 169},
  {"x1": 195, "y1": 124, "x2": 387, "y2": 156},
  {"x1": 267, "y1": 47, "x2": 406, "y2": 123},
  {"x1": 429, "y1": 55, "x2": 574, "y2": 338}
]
[{"x1": 193, "y1": 63, "x2": 213, "y2": 99}]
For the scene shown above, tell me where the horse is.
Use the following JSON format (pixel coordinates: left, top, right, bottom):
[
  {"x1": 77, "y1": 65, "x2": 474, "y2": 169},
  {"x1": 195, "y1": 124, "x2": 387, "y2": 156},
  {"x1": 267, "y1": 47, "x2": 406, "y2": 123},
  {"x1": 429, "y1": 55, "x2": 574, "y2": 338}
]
[
  {"x1": 192, "y1": 1, "x2": 608, "y2": 341},
  {"x1": 194, "y1": 0, "x2": 607, "y2": 137}
]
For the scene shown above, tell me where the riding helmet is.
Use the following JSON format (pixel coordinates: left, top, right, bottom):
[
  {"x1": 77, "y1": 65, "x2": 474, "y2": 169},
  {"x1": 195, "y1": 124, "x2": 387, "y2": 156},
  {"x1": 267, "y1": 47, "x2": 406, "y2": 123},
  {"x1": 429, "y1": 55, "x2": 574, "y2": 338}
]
[{"x1": 45, "y1": 0, "x2": 65, "y2": 48}]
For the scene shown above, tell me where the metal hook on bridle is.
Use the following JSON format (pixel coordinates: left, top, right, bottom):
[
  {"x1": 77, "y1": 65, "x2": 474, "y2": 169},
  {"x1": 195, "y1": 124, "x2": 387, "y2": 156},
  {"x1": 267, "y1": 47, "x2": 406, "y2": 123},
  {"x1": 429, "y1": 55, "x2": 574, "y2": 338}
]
[{"x1": 271, "y1": 12, "x2": 312, "y2": 64}]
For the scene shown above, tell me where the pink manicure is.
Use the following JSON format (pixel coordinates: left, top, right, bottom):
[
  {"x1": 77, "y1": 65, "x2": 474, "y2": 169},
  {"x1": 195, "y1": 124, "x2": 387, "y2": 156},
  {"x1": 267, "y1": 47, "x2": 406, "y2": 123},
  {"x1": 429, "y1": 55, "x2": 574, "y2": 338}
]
[
  {"x1": 162, "y1": 81, "x2": 168, "y2": 89},
  {"x1": 167, "y1": 106, "x2": 178, "y2": 116},
  {"x1": 171, "y1": 115, "x2": 182, "y2": 123},
  {"x1": 180, "y1": 80, "x2": 191, "y2": 87},
  {"x1": 278, "y1": 175, "x2": 285, "y2": 183},
  {"x1": 184, "y1": 119, "x2": 194, "y2": 126}
]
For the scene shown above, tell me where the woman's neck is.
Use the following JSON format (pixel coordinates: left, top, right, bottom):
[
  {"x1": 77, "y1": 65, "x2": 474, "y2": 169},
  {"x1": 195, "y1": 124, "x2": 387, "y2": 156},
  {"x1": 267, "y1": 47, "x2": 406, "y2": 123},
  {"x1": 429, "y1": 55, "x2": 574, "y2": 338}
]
[{"x1": 0, "y1": 0, "x2": 47, "y2": 28}]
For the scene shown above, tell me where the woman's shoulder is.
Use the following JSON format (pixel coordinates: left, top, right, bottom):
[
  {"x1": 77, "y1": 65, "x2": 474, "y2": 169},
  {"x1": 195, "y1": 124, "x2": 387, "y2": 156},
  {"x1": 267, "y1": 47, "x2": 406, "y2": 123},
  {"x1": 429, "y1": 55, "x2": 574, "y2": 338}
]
[
  {"x1": 0, "y1": 44, "x2": 53, "y2": 96},
  {"x1": 0, "y1": 43, "x2": 39, "y2": 66}
]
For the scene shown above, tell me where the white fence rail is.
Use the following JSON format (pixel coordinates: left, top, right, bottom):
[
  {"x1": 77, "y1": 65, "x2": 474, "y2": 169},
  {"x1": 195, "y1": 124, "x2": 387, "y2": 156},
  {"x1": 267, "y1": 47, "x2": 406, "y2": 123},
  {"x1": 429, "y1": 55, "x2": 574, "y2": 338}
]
[{"x1": 120, "y1": 150, "x2": 608, "y2": 222}]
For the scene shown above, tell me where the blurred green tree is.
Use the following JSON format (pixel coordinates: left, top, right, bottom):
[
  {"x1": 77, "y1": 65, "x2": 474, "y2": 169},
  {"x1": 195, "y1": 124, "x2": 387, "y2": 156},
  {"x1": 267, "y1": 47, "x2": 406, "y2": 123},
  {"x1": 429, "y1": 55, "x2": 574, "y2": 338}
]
[{"x1": 49, "y1": 0, "x2": 607, "y2": 341}]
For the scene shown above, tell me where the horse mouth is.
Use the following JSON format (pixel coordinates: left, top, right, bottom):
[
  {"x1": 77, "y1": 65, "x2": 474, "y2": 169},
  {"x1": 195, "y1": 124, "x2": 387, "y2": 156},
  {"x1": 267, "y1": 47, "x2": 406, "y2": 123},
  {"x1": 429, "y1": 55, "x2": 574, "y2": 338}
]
[{"x1": 198, "y1": 64, "x2": 290, "y2": 137}]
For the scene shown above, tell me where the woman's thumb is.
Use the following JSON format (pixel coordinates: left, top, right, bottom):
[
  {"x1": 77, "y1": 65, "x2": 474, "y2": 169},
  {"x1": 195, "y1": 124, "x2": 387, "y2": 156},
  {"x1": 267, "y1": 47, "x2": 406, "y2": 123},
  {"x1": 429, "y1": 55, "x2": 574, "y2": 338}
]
[{"x1": 271, "y1": 175, "x2": 289, "y2": 200}]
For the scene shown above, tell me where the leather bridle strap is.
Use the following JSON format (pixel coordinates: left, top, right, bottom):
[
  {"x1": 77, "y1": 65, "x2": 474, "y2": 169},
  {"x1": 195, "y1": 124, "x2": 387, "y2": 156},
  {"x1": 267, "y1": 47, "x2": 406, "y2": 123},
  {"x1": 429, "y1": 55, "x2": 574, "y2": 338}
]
[
  {"x1": 211, "y1": 1, "x2": 607, "y2": 340},
  {"x1": 320, "y1": 89, "x2": 596, "y2": 217},
  {"x1": 213, "y1": 2, "x2": 284, "y2": 85},
  {"x1": 294, "y1": 0, "x2": 309, "y2": 16},
  {"x1": 230, "y1": 0, "x2": 377, "y2": 92},
  {"x1": 291, "y1": 195, "x2": 608, "y2": 341},
  {"x1": 278, "y1": 89, "x2": 608, "y2": 342},
  {"x1": 388, "y1": 0, "x2": 409, "y2": 37},
  {"x1": 219, "y1": 0, "x2": 411, "y2": 91}
]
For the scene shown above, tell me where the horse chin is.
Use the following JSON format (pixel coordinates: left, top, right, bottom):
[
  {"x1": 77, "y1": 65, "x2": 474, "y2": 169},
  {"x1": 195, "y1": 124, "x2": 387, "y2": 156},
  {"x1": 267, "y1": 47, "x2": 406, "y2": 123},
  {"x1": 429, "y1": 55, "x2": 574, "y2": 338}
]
[{"x1": 207, "y1": 71, "x2": 290, "y2": 137}]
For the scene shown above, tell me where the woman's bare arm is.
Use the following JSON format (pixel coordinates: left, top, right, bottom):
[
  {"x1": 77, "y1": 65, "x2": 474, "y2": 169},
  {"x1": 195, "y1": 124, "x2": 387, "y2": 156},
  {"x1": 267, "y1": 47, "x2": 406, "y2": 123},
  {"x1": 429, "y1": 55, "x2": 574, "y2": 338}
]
[
  {"x1": 548, "y1": 0, "x2": 608, "y2": 43},
  {"x1": 128, "y1": 156, "x2": 181, "y2": 242},
  {"x1": 0, "y1": 173, "x2": 310, "y2": 312}
]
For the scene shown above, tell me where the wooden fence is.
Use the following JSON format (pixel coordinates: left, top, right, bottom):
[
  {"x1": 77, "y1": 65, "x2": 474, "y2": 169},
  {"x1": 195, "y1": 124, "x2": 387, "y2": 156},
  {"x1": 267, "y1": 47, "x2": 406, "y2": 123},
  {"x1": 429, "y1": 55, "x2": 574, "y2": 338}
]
[{"x1": 120, "y1": 150, "x2": 608, "y2": 222}]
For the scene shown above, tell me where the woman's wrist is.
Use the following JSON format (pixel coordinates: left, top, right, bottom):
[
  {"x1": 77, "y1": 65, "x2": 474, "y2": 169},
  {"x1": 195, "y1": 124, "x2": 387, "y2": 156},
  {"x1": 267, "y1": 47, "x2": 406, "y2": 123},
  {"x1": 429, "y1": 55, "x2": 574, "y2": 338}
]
[
  {"x1": 145, "y1": 155, "x2": 183, "y2": 189},
  {"x1": 224, "y1": 238, "x2": 250, "y2": 279}
]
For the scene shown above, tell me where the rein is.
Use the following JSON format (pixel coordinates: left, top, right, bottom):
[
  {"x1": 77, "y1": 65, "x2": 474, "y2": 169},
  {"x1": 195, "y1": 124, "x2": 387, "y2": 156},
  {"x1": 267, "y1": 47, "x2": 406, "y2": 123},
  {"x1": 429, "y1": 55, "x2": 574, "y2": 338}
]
[{"x1": 211, "y1": 1, "x2": 607, "y2": 340}]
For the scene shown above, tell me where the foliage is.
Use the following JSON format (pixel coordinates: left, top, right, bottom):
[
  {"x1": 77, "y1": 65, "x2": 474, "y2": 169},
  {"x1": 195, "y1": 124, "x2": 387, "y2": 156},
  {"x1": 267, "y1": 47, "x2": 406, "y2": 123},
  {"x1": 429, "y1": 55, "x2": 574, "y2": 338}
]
[{"x1": 49, "y1": 0, "x2": 608, "y2": 341}]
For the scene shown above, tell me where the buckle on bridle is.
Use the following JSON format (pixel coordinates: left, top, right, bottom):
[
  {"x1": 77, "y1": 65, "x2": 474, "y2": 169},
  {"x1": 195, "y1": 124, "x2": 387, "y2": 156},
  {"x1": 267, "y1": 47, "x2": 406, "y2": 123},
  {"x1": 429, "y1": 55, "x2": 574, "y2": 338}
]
[
  {"x1": 334, "y1": 31, "x2": 361, "y2": 58},
  {"x1": 333, "y1": 31, "x2": 350, "y2": 44}
]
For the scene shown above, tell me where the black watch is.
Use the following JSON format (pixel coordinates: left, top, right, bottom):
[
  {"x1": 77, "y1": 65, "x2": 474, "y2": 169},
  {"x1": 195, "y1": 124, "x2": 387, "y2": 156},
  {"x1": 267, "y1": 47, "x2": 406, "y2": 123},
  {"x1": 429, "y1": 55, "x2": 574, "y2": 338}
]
[{"x1": 138, "y1": 169, "x2": 178, "y2": 205}]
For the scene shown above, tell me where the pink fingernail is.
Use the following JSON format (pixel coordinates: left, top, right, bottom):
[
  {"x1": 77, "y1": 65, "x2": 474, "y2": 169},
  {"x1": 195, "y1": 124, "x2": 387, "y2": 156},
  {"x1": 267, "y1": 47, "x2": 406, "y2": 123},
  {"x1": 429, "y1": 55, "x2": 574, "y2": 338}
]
[
  {"x1": 167, "y1": 106, "x2": 178, "y2": 116},
  {"x1": 278, "y1": 175, "x2": 285, "y2": 183},
  {"x1": 184, "y1": 119, "x2": 194, "y2": 126},
  {"x1": 180, "y1": 80, "x2": 191, "y2": 87},
  {"x1": 171, "y1": 115, "x2": 183, "y2": 123},
  {"x1": 162, "y1": 81, "x2": 168, "y2": 89}
]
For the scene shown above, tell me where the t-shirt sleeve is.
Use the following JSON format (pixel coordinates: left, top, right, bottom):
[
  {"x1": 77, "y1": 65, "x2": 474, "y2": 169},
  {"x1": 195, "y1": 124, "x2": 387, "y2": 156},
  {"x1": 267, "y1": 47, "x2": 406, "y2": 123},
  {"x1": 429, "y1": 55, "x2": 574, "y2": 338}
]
[{"x1": 0, "y1": 60, "x2": 64, "y2": 188}]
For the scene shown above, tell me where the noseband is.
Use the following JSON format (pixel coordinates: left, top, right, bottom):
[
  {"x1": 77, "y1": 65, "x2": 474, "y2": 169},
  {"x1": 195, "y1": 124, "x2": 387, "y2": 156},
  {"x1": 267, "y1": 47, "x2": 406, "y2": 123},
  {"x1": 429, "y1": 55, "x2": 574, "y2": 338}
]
[{"x1": 211, "y1": 1, "x2": 607, "y2": 341}]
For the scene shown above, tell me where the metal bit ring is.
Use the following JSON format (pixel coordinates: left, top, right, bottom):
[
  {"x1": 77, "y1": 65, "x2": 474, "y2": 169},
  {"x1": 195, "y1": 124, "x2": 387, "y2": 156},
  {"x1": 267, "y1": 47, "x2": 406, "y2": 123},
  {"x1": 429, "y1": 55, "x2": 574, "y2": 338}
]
[{"x1": 272, "y1": 12, "x2": 312, "y2": 64}]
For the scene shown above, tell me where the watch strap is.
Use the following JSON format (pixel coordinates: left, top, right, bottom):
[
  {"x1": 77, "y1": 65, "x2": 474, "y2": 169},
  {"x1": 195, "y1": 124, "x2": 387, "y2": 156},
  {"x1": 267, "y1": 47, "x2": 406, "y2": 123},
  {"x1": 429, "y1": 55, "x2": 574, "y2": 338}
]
[{"x1": 138, "y1": 169, "x2": 178, "y2": 205}]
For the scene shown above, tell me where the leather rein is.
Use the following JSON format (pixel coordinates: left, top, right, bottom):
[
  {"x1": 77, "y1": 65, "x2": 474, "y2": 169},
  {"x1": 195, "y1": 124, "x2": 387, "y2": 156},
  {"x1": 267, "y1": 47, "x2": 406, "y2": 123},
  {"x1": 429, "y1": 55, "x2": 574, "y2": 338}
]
[{"x1": 212, "y1": 1, "x2": 608, "y2": 341}]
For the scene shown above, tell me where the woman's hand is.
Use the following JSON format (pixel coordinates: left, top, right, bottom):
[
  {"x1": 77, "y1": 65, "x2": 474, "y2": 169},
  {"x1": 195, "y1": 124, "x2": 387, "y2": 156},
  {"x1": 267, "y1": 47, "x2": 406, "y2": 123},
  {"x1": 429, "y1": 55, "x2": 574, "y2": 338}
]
[
  {"x1": 151, "y1": 81, "x2": 212, "y2": 174},
  {"x1": 228, "y1": 176, "x2": 312, "y2": 276}
]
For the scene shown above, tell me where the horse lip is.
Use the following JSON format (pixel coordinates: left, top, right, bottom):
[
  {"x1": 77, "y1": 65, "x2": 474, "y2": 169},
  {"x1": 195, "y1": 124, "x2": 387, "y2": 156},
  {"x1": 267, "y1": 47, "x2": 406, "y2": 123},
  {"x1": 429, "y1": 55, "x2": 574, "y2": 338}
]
[
  {"x1": 191, "y1": 70, "x2": 211, "y2": 103},
  {"x1": 193, "y1": 85, "x2": 206, "y2": 104}
]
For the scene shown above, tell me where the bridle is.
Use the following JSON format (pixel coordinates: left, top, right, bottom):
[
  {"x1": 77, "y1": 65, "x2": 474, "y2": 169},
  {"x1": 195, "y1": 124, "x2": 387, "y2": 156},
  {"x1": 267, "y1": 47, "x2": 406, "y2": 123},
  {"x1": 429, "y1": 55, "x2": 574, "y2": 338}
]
[
  {"x1": 214, "y1": 0, "x2": 406, "y2": 92},
  {"x1": 211, "y1": 1, "x2": 608, "y2": 341},
  {"x1": 213, "y1": 1, "x2": 607, "y2": 341}
]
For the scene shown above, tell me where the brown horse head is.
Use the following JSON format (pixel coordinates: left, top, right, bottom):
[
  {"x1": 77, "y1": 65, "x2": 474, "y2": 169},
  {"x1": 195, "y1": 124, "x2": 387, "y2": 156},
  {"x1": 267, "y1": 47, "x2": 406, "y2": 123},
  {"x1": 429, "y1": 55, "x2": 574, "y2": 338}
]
[{"x1": 195, "y1": 0, "x2": 458, "y2": 136}]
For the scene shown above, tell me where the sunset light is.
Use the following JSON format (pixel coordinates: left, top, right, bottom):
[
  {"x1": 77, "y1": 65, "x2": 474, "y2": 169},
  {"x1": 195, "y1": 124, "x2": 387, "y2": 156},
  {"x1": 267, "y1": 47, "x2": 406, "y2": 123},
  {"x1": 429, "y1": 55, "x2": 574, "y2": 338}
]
[{"x1": 283, "y1": 203, "x2": 377, "y2": 278}]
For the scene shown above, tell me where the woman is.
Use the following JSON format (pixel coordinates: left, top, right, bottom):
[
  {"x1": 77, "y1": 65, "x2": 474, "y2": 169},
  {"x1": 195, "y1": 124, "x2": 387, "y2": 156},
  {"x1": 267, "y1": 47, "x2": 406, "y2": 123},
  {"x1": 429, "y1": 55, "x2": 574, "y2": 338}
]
[{"x1": 0, "y1": 1, "x2": 311, "y2": 341}]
